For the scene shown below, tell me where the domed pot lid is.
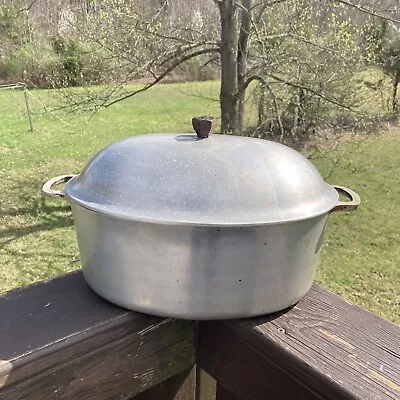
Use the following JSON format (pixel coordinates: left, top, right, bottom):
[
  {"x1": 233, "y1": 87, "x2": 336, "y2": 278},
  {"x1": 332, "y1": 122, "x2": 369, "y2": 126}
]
[{"x1": 65, "y1": 117, "x2": 339, "y2": 226}]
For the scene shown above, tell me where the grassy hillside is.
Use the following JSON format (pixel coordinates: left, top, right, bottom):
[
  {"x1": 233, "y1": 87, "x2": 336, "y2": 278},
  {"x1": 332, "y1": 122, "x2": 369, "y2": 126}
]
[{"x1": 0, "y1": 82, "x2": 398, "y2": 323}]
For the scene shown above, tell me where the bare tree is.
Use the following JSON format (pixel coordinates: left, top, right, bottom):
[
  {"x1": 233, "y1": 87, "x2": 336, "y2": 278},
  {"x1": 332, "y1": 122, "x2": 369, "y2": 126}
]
[
  {"x1": 42, "y1": 0, "x2": 400, "y2": 136},
  {"x1": 213, "y1": 0, "x2": 400, "y2": 135}
]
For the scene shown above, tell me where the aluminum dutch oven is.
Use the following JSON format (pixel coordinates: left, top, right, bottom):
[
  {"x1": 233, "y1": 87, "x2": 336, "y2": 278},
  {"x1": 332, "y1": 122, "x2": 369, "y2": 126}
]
[{"x1": 42, "y1": 116, "x2": 360, "y2": 319}]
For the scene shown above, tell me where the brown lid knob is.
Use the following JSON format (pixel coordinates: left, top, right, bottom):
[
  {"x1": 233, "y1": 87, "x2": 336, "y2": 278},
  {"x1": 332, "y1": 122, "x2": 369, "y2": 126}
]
[{"x1": 192, "y1": 116, "x2": 216, "y2": 139}]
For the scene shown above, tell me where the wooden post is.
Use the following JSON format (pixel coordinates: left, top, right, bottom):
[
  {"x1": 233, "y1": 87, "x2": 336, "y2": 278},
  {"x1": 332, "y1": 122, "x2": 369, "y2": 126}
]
[
  {"x1": 196, "y1": 368, "x2": 216, "y2": 400},
  {"x1": 22, "y1": 85, "x2": 34, "y2": 132}
]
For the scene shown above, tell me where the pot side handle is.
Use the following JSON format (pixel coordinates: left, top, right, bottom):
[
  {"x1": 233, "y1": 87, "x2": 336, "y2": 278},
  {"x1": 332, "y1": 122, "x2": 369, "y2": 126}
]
[
  {"x1": 331, "y1": 185, "x2": 360, "y2": 212},
  {"x1": 42, "y1": 174, "x2": 77, "y2": 199}
]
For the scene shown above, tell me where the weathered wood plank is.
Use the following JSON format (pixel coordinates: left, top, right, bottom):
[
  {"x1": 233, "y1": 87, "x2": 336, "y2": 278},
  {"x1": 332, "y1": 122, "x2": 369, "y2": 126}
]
[
  {"x1": 197, "y1": 368, "x2": 217, "y2": 400},
  {"x1": 198, "y1": 284, "x2": 400, "y2": 400},
  {"x1": 0, "y1": 272, "x2": 195, "y2": 400},
  {"x1": 132, "y1": 367, "x2": 196, "y2": 400}
]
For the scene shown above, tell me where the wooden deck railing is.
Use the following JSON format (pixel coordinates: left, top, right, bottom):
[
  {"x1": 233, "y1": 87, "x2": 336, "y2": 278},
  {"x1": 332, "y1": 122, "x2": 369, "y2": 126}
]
[{"x1": 1, "y1": 271, "x2": 399, "y2": 399}]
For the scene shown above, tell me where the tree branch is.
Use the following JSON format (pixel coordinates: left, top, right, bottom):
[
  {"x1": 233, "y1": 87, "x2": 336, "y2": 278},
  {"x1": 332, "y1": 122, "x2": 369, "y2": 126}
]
[
  {"x1": 202, "y1": 56, "x2": 220, "y2": 68},
  {"x1": 334, "y1": 0, "x2": 400, "y2": 24},
  {"x1": 287, "y1": 32, "x2": 348, "y2": 59},
  {"x1": 104, "y1": 47, "x2": 220, "y2": 107},
  {"x1": 268, "y1": 72, "x2": 362, "y2": 113},
  {"x1": 262, "y1": 77, "x2": 285, "y2": 141},
  {"x1": 16, "y1": 0, "x2": 38, "y2": 15},
  {"x1": 251, "y1": 0, "x2": 289, "y2": 24},
  {"x1": 243, "y1": 74, "x2": 286, "y2": 139},
  {"x1": 250, "y1": 0, "x2": 288, "y2": 10},
  {"x1": 242, "y1": 75, "x2": 261, "y2": 92},
  {"x1": 158, "y1": 41, "x2": 220, "y2": 67},
  {"x1": 151, "y1": 0, "x2": 169, "y2": 21}
]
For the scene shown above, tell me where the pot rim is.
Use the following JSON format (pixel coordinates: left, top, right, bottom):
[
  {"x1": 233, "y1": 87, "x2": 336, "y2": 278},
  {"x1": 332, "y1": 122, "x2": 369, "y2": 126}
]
[
  {"x1": 65, "y1": 191, "x2": 338, "y2": 227},
  {"x1": 43, "y1": 174, "x2": 359, "y2": 227}
]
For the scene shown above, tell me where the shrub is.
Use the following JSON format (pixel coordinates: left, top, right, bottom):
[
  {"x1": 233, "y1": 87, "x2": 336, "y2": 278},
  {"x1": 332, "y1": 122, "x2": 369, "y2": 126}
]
[
  {"x1": 51, "y1": 35, "x2": 84, "y2": 87},
  {"x1": 0, "y1": 42, "x2": 61, "y2": 87}
]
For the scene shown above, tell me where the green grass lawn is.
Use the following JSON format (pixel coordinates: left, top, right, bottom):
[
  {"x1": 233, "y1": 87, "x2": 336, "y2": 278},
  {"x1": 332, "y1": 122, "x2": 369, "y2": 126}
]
[{"x1": 0, "y1": 81, "x2": 399, "y2": 324}]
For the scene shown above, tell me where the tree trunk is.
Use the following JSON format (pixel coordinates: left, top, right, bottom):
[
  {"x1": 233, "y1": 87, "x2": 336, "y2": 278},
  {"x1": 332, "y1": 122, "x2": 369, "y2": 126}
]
[
  {"x1": 392, "y1": 70, "x2": 400, "y2": 116},
  {"x1": 218, "y1": 0, "x2": 239, "y2": 135},
  {"x1": 237, "y1": 0, "x2": 252, "y2": 133}
]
